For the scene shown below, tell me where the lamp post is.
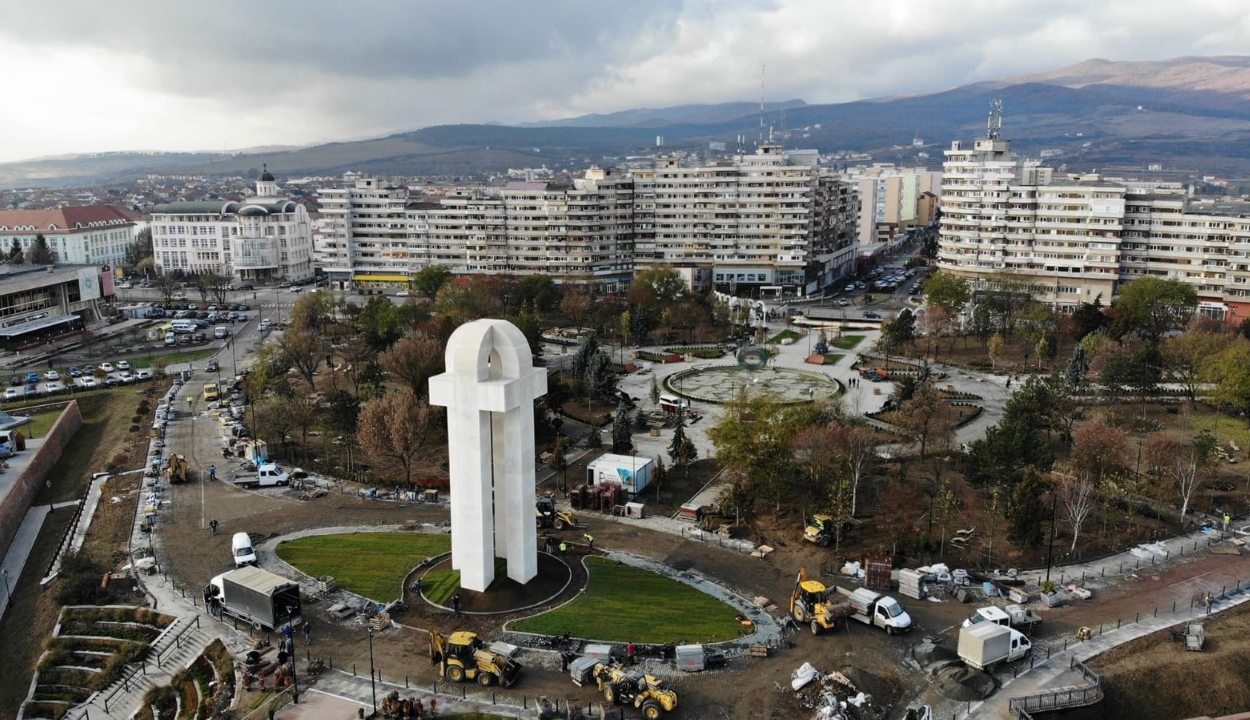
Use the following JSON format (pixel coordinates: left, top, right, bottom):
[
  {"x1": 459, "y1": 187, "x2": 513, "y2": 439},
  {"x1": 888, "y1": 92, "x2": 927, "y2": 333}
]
[
  {"x1": 286, "y1": 606, "x2": 299, "y2": 703},
  {"x1": 367, "y1": 626, "x2": 377, "y2": 715},
  {"x1": 46, "y1": 480, "x2": 53, "y2": 512},
  {"x1": 2, "y1": 568, "x2": 10, "y2": 603}
]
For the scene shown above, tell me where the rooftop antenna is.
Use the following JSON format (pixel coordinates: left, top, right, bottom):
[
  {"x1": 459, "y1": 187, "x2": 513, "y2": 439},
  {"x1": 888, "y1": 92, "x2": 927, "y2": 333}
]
[
  {"x1": 987, "y1": 99, "x2": 1003, "y2": 140},
  {"x1": 760, "y1": 64, "x2": 767, "y2": 143}
]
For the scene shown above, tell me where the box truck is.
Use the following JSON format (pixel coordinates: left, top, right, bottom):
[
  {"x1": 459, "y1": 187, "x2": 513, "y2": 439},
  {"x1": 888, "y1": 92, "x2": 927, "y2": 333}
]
[
  {"x1": 958, "y1": 624, "x2": 1032, "y2": 671},
  {"x1": 203, "y1": 566, "x2": 300, "y2": 631},
  {"x1": 962, "y1": 604, "x2": 1042, "y2": 633}
]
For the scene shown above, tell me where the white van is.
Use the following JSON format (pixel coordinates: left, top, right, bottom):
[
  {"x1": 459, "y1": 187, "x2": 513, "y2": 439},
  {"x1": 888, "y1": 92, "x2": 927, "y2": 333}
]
[
  {"x1": 171, "y1": 320, "x2": 197, "y2": 334},
  {"x1": 232, "y1": 532, "x2": 257, "y2": 567}
]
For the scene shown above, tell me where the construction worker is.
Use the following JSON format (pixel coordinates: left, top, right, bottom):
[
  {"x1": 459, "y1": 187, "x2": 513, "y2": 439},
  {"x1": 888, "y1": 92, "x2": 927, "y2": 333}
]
[
  {"x1": 584, "y1": 533, "x2": 594, "y2": 551},
  {"x1": 208, "y1": 464, "x2": 216, "y2": 481},
  {"x1": 209, "y1": 519, "x2": 218, "y2": 535},
  {"x1": 559, "y1": 541, "x2": 567, "y2": 557}
]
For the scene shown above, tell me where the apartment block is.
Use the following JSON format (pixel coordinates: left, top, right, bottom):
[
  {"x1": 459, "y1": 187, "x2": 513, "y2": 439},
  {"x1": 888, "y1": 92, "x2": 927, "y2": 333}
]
[
  {"x1": 315, "y1": 148, "x2": 858, "y2": 296},
  {"x1": 844, "y1": 165, "x2": 942, "y2": 245},
  {"x1": 939, "y1": 136, "x2": 1250, "y2": 322},
  {"x1": 151, "y1": 169, "x2": 314, "y2": 282}
]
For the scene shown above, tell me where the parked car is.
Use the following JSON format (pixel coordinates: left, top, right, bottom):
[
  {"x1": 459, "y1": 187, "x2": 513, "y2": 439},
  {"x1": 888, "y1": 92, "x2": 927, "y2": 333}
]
[
  {"x1": 193, "y1": 332, "x2": 208, "y2": 343},
  {"x1": 116, "y1": 360, "x2": 131, "y2": 371},
  {"x1": 24, "y1": 384, "x2": 39, "y2": 397},
  {"x1": 396, "y1": 290, "x2": 410, "y2": 297},
  {"x1": 179, "y1": 335, "x2": 192, "y2": 345},
  {"x1": 79, "y1": 377, "x2": 99, "y2": 388},
  {"x1": 44, "y1": 370, "x2": 60, "y2": 381},
  {"x1": 863, "y1": 311, "x2": 882, "y2": 319},
  {"x1": 838, "y1": 299, "x2": 851, "y2": 307},
  {"x1": 136, "y1": 369, "x2": 153, "y2": 381},
  {"x1": 25, "y1": 372, "x2": 39, "y2": 384},
  {"x1": 68, "y1": 366, "x2": 82, "y2": 377},
  {"x1": 3, "y1": 388, "x2": 20, "y2": 401},
  {"x1": 205, "y1": 359, "x2": 220, "y2": 373},
  {"x1": 289, "y1": 285, "x2": 303, "y2": 293},
  {"x1": 237, "y1": 284, "x2": 255, "y2": 291},
  {"x1": 118, "y1": 371, "x2": 135, "y2": 384},
  {"x1": 98, "y1": 362, "x2": 115, "y2": 373},
  {"x1": 104, "y1": 374, "x2": 120, "y2": 386},
  {"x1": 164, "y1": 334, "x2": 178, "y2": 346}
]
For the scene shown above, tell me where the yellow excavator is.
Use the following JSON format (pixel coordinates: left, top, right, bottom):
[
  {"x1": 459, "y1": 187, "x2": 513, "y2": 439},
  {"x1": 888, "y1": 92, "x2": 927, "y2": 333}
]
[
  {"x1": 592, "y1": 661, "x2": 678, "y2": 719},
  {"x1": 429, "y1": 630, "x2": 521, "y2": 687},
  {"x1": 790, "y1": 567, "x2": 850, "y2": 635},
  {"x1": 536, "y1": 494, "x2": 579, "y2": 530}
]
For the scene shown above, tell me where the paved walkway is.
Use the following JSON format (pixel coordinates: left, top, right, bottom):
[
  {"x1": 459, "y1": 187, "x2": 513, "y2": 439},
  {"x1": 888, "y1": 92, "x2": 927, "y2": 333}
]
[{"x1": 0, "y1": 500, "x2": 78, "y2": 623}]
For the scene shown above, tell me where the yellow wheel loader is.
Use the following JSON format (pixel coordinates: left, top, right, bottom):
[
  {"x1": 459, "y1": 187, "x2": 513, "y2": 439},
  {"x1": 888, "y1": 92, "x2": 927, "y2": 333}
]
[
  {"x1": 592, "y1": 661, "x2": 677, "y2": 719},
  {"x1": 429, "y1": 630, "x2": 521, "y2": 688},
  {"x1": 536, "y1": 494, "x2": 579, "y2": 530},
  {"x1": 790, "y1": 567, "x2": 850, "y2": 635}
]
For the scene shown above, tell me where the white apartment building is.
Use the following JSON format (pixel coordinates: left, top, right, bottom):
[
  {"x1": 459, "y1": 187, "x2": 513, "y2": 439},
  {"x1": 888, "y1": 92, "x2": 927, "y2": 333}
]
[
  {"x1": 844, "y1": 165, "x2": 942, "y2": 245},
  {"x1": 316, "y1": 169, "x2": 636, "y2": 291},
  {"x1": 150, "y1": 169, "x2": 314, "y2": 283},
  {"x1": 632, "y1": 143, "x2": 859, "y2": 296},
  {"x1": 0, "y1": 206, "x2": 136, "y2": 267},
  {"x1": 939, "y1": 136, "x2": 1250, "y2": 323}
]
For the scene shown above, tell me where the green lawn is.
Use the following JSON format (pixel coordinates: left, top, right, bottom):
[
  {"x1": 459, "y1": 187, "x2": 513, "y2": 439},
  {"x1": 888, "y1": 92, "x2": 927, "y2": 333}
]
[
  {"x1": 276, "y1": 532, "x2": 450, "y2": 602},
  {"x1": 768, "y1": 329, "x2": 802, "y2": 344},
  {"x1": 823, "y1": 354, "x2": 845, "y2": 365},
  {"x1": 421, "y1": 558, "x2": 509, "y2": 605},
  {"x1": 830, "y1": 334, "x2": 865, "y2": 350},
  {"x1": 1187, "y1": 407, "x2": 1250, "y2": 450},
  {"x1": 509, "y1": 557, "x2": 745, "y2": 643}
]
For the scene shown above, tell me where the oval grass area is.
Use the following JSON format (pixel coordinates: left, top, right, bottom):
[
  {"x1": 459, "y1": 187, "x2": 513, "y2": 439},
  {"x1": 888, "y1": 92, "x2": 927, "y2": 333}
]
[
  {"x1": 276, "y1": 532, "x2": 450, "y2": 602},
  {"x1": 509, "y1": 557, "x2": 746, "y2": 643}
]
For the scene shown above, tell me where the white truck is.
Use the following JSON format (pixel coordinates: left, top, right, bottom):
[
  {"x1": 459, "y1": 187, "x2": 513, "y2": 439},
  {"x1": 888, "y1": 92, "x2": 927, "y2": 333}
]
[
  {"x1": 234, "y1": 463, "x2": 289, "y2": 489},
  {"x1": 203, "y1": 566, "x2": 301, "y2": 631},
  {"x1": 843, "y1": 587, "x2": 912, "y2": 635},
  {"x1": 958, "y1": 624, "x2": 1032, "y2": 671},
  {"x1": 962, "y1": 604, "x2": 1042, "y2": 633}
]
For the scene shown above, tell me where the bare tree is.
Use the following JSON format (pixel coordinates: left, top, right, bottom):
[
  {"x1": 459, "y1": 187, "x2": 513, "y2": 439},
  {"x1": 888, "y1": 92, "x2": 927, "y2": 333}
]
[
  {"x1": 153, "y1": 274, "x2": 180, "y2": 302},
  {"x1": 838, "y1": 425, "x2": 877, "y2": 516},
  {"x1": 379, "y1": 335, "x2": 444, "y2": 398},
  {"x1": 1057, "y1": 471, "x2": 1097, "y2": 553},
  {"x1": 357, "y1": 390, "x2": 442, "y2": 487},
  {"x1": 894, "y1": 382, "x2": 956, "y2": 458},
  {"x1": 559, "y1": 290, "x2": 592, "y2": 329},
  {"x1": 276, "y1": 327, "x2": 326, "y2": 388},
  {"x1": 1147, "y1": 436, "x2": 1206, "y2": 524}
]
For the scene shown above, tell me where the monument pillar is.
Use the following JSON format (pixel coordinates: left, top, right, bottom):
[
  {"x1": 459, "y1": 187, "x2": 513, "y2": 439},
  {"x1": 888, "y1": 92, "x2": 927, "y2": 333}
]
[{"x1": 429, "y1": 319, "x2": 547, "y2": 592}]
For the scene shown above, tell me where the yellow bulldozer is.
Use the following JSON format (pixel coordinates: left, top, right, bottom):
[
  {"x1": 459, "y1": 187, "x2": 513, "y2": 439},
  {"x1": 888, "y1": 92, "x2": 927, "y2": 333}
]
[
  {"x1": 790, "y1": 567, "x2": 850, "y2": 635},
  {"x1": 429, "y1": 630, "x2": 521, "y2": 688},
  {"x1": 536, "y1": 494, "x2": 579, "y2": 530},
  {"x1": 165, "y1": 454, "x2": 189, "y2": 484},
  {"x1": 591, "y1": 661, "x2": 678, "y2": 719}
]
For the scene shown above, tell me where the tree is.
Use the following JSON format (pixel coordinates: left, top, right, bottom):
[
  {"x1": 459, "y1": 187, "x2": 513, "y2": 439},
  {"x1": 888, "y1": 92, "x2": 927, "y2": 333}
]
[
  {"x1": 1008, "y1": 468, "x2": 1048, "y2": 549},
  {"x1": 322, "y1": 388, "x2": 361, "y2": 438},
  {"x1": 585, "y1": 425, "x2": 603, "y2": 449},
  {"x1": 356, "y1": 296, "x2": 407, "y2": 350},
  {"x1": 124, "y1": 227, "x2": 154, "y2": 268},
  {"x1": 838, "y1": 425, "x2": 877, "y2": 517},
  {"x1": 253, "y1": 396, "x2": 300, "y2": 457},
  {"x1": 628, "y1": 266, "x2": 687, "y2": 307},
  {"x1": 379, "y1": 336, "x2": 443, "y2": 398},
  {"x1": 7, "y1": 238, "x2": 22, "y2": 264},
  {"x1": 25, "y1": 233, "x2": 54, "y2": 265},
  {"x1": 547, "y1": 436, "x2": 569, "y2": 491},
  {"x1": 919, "y1": 306, "x2": 957, "y2": 359},
  {"x1": 560, "y1": 289, "x2": 593, "y2": 328},
  {"x1": 894, "y1": 382, "x2": 955, "y2": 458},
  {"x1": 153, "y1": 274, "x2": 180, "y2": 302},
  {"x1": 275, "y1": 327, "x2": 326, "y2": 388},
  {"x1": 1057, "y1": 471, "x2": 1097, "y2": 553},
  {"x1": 1071, "y1": 296, "x2": 1110, "y2": 340},
  {"x1": 652, "y1": 455, "x2": 667, "y2": 500},
  {"x1": 1162, "y1": 330, "x2": 1234, "y2": 401},
  {"x1": 988, "y1": 334, "x2": 1005, "y2": 369},
  {"x1": 921, "y1": 272, "x2": 971, "y2": 314},
  {"x1": 357, "y1": 390, "x2": 441, "y2": 487},
  {"x1": 1065, "y1": 345, "x2": 1091, "y2": 387},
  {"x1": 882, "y1": 309, "x2": 916, "y2": 351},
  {"x1": 1113, "y1": 277, "x2": 1198, "y2": 341},
  {"x1": 515, "y1": 275, "x2": 558, "y2": 311},
  {"x1": 1148, "y1": 432, "x2": 1215, "y2": 524},
  {"x1": 289, "y1": 290, "x2": 337, "y2": 334},
  {"x1": 1209, "y1": 338, "x2": 1250, "y2": 425},
  {"x1": 709, "y1": 396, "x2": 816, "y2": 510},
  {"x1": 1070, "y1": 418, "x2": 1130, "y2": 485},
  {"x1": 650, "y1": 375, "x2": 660, "y2": 407},
  {"x1": 669, "y1": 421, "x2": 697, "y2": 478},
  {"x1": 412, "y1": 265, "x2": 452, "y2": 299},
  {"x1": 790, "y1": 425, "x2": 842, "y2": 522},
  {"x1": 611, "y1": 403, "x2": 633, "y2": 454}
]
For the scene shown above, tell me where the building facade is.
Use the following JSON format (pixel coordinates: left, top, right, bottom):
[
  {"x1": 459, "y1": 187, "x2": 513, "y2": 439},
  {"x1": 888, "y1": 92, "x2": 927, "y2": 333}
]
[
  {"x1": 0, "y1": 264, "x2": 114, "y2": 349},
  {"x1": 845, "y1": 165, "x2": 942, "y2": 246},
  {"x1": 632, "y1": 143, "x2": 859, "y2": 296},
  {"x1": 0, "y1": 206, "x2": 136, "y2": 267},
  {"x1": 150, "y1": 170, "x2": 314, "y2": 283},
  {"x1": 314, "y1": 145, "x2": 859, "y2": 297},
  {"x1": 938, "y1": 136, "x2": 1250, "y2": 322}
]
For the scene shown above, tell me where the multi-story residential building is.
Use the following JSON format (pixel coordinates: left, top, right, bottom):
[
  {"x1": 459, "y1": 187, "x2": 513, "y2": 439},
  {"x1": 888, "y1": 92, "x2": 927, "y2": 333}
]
[
  {"x1": 315, "y1": 145, "x2": 858, "y2": 297},
  {"x1": 633, "y1": 143, "x2": 859, "y2": 295},
  {"x1": 844, "y1": 165, "x2": 942, "y2": 245},
  {"x1": 939, "y1": 135, "x2": 1250, "y2": 322},
  {"x1": 0, "y1": 206, "x2": 136, "y2": 267},
  {"x1": 150, "y1": 169, "x2": 314, "y2": 283}
]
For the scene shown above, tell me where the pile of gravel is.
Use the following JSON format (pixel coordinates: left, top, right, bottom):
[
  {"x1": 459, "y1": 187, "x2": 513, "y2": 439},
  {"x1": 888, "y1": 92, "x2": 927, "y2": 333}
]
[{"x1": 934, "y1": 666, "x2": 995, "y2": 702}]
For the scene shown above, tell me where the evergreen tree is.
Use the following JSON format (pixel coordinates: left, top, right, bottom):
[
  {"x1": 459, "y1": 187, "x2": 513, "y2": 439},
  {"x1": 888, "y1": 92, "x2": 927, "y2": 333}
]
[
  {"x1": 650, "y1": 374, "x2": 660, "y2": 406},
  {"x1": 585, "y1": 425, "x2": 603, "y2": 449},
  {"x1": 25, "y1": 233, "x2": 54, "y2": 265},
  {"x1": 611, "y1": 403, "x2": 633, "y2": 454},
  {"x1": 1008, "y1": 468, "x2": 1048, "y2": 549},
  {"x1": 7, "y1": 238, "x2": 22, "y2": 264},
  {"x1": 668, "y1": 420, "x2": 698, "y2": 477},
  {"x1": 1065, "y1": 345, "x2": 1091, "y2": 386}
]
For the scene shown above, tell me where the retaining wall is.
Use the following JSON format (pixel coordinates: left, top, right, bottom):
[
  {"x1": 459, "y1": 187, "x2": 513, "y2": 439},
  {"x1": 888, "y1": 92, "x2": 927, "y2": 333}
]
[{"x1": 0, "y1": 401, "x2": 83, "y2": 560}]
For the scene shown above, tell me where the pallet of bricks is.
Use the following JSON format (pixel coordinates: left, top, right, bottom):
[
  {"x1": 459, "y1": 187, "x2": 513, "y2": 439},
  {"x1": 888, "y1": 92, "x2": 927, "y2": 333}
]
[{"x1": 369, "y1": 612, "x2": 391, "y2": 631}]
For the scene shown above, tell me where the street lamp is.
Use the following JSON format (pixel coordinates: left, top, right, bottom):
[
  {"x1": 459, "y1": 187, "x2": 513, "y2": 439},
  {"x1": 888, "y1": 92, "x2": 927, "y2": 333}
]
[
  {"x1": 46, "y1": 480, "x2": 53, "y2": 513},
  {"x1": 2, "y1": 568, "x2": 10, "y2": 602},
  {"x1": 286, "y1": 606, "x2": 299, "y2": 703},
  {"x1": 367, "y1": 626, "x2": 377, "y2": 715}
]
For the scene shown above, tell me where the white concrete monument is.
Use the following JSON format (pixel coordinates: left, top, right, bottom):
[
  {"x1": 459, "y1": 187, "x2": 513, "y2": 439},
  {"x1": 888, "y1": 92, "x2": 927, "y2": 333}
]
[{"x1": 429, "y1": 319, "x2": 548, "y2": 592}]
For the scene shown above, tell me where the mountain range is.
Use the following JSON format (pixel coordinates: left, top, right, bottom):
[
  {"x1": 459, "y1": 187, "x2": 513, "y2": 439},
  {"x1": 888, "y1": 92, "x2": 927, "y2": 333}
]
[{"x1": 7, "y1": 56, "x2": 1250, "y2": 189}]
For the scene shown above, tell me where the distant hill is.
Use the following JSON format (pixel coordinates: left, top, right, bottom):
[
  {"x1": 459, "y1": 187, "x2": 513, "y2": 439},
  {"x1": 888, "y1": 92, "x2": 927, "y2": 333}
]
[
  {"x1": 516, "y1": 99, "x2": 808, "y2": 128},
  {"x1": 8, "y1": 56, "x2": 1250, "y2": 188}
]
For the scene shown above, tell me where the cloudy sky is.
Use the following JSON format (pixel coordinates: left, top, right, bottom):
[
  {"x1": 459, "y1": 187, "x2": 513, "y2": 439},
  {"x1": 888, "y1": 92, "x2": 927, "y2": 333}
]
[{"x1": 1, "y1": 0, "x2": 1248, "y2": 163}]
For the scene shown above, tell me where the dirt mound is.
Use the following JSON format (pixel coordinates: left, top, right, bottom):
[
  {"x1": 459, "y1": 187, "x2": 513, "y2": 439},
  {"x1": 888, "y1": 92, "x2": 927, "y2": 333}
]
[
  {"x1": 934, "y1": 666, "x2": 995, "y2": 702},
  {"x1": 911, "y1": 638, "x2": 959, "y2": 668},
  {"x1": 838, "y1": 667, "x2": 894, "y2": 703}
]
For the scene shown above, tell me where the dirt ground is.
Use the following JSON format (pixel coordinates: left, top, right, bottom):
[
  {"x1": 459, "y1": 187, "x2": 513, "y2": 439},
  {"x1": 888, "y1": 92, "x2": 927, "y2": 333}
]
[{"x1": 1091, "y1": 597, "x2": 1250, "y2": 719}]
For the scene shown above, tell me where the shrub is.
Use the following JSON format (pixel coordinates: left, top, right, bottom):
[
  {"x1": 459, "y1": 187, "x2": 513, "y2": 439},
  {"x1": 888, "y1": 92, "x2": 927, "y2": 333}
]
[{"x1": 54, "y1": 553, "x2": 110, "y2": 605}]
